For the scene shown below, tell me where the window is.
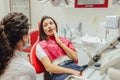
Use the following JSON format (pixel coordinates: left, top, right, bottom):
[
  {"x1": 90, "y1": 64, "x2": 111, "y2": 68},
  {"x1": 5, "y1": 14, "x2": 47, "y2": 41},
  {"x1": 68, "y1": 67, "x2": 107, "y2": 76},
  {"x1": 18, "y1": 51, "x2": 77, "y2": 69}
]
[
  {"x1": 75, "y1": 0, "x2": 108, "y2": 8},
  {"x1": 9, "y1": 0, "x2": 31, "y2": 27}
]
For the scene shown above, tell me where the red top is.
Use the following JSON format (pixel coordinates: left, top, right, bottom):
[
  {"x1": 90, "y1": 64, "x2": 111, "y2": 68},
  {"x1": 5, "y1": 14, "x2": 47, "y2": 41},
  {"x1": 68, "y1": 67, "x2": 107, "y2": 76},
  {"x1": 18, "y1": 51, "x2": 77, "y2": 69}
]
[{"x1": 38, "y1": 36, "x2": 77, "y2": 62}]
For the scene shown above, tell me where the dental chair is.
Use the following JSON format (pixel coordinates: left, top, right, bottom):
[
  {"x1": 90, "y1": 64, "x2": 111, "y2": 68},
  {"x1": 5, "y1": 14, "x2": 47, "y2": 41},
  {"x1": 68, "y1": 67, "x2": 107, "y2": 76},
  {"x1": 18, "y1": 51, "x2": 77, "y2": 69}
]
[
  {"x1": 29, "y1": 22, "x2": 51, "y2": 80},
  {"x1": 29, "y1": 37, "x2": 45, "y2": 73},
  {"x1": 29, "y1": 33, "x2": 52, "y2": 80},
  {"x1": 108, "y1": 68, "x2": 120, "y2": 80},
  {"x1": 100, "y1": 48, "x2": 120, "y2": 80}
]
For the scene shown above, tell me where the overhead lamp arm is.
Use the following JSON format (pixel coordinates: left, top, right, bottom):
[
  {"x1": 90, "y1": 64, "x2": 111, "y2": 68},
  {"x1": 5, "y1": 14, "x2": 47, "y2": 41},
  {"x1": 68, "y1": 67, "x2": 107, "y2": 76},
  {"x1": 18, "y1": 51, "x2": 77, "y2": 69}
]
[
  {"x1": 88, "y1": 35, "x2": 120, "y2": 66},
  {"x1": 37, "y1": 0, "x2": 49, "y2": 3}
]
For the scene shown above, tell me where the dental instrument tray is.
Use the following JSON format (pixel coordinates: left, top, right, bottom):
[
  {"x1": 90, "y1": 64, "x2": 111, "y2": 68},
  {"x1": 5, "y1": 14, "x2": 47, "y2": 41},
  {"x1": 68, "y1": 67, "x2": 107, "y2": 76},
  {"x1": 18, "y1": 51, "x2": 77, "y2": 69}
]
[{"x1": 65, "y1": 75, "x2": 89, "y2": 80}]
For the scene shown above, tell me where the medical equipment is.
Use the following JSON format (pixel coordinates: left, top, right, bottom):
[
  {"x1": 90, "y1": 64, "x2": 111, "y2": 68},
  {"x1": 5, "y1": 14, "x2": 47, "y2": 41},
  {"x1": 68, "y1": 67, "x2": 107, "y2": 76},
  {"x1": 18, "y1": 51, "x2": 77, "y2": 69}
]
[
  {"x1": 38, "y1": 0, "x2": 72, "y2": 6},
  {"x1": 105, "y1": 16, "x2": 119, "y2": 29},
  {"x1": 112, "y1": 0, "x2": 120, "y2": 5},
  {"x1": 88, "y1": 35, "x2": 120, "y2": 66},
  {"x1": 65, "y1": 65, "x2": 103, "y2": 80},
  {"x1": 65, "y1": 75, "x2": 89, "y2": 80},
  {"x1": 107, "y1": 67, "x2": 120, "y2": 80},
  {"x1": 64, "y1": 23, "x2": 82, "y2": 41},
  {"x1": 100, "y1": 48, "x2": 120, "y2": 80}
]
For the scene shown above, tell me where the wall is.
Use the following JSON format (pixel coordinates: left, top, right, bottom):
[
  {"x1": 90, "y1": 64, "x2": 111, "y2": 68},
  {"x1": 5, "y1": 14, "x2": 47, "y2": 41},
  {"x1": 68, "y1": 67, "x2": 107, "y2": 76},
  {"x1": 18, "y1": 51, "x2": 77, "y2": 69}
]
[
  {"x1": 1, "y1": 0, "x2": 120, "y2": 40},
  {"x1": 0, "y1": 0, "x2": 6, "y2": 20},
  {"x1": 30, "y1": 0, "x2": 120, "y2": 41},
  {"x1": 0, "y1": 0, "x2": 10, "y2": 20}
]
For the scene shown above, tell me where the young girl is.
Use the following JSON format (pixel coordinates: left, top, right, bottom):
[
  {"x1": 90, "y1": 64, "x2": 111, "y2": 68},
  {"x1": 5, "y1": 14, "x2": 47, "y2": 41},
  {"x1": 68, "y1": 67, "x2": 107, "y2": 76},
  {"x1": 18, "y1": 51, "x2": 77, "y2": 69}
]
[{"x1": 36, "y1": 16, "x2": 86, "y2": 80}]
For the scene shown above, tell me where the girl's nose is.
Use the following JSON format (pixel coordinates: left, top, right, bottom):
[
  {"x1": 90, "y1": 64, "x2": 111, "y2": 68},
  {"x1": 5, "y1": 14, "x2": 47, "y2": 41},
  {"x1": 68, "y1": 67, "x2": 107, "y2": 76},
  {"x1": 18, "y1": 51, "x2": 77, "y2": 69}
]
[{"x1": 48, "y1": 24, "x2": 52, "y2": 28}]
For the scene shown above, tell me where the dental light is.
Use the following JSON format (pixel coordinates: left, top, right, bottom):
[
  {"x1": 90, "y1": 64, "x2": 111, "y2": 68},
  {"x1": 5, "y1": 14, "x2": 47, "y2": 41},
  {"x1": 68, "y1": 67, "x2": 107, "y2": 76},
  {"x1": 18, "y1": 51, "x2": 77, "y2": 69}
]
[{"x1": 37, "y1": 0, "x2": 73, "y2": 6}]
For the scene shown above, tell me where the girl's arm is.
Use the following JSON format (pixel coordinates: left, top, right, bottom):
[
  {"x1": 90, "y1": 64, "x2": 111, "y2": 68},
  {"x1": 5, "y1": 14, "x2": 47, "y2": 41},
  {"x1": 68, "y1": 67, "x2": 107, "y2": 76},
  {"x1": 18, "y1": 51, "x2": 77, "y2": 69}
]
[
  {"x1": 53, "y1": 30, "x2": 78, "y2": 61},
  {"x1": 41, "y1": 56, "x2": 80, "y2": 75}
]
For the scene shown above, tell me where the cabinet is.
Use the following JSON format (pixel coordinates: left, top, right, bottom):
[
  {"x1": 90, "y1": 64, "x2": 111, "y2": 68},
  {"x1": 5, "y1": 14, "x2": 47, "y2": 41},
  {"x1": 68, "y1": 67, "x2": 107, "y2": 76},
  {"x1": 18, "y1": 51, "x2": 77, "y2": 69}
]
[{"x1": 9, "y1": 0, "x2": 31, "y2": 28}]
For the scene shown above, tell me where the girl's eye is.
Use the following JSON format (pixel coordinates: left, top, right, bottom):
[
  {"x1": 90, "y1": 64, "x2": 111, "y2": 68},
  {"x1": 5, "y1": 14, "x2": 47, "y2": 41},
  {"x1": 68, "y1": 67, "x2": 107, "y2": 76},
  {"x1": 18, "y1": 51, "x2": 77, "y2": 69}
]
[
  {"x1": 43, "y1": 24, "x2": 47, "y2": 27},
  {"x1": 49, "y1": 22, "x2": 53, "y2": 25}
]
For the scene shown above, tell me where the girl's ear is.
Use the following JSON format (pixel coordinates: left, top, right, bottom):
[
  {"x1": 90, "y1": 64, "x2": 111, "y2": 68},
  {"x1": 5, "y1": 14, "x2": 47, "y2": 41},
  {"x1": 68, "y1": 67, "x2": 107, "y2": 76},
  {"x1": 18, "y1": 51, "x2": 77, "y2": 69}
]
[{"x1": 22, "y1": 35, "x2": 28, "y2": 42}]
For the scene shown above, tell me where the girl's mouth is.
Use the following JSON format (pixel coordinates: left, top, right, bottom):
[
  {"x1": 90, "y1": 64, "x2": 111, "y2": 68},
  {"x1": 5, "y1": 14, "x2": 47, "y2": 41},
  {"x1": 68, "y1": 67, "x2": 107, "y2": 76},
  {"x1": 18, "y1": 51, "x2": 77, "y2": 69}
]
[{"x1": 48, "y1": 29, "x2": 53, "y2": 33}]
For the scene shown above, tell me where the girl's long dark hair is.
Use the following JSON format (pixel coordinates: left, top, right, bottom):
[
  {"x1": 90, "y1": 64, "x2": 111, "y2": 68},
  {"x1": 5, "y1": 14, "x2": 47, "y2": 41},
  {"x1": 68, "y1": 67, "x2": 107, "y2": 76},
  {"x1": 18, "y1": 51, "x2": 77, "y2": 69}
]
[
  {"x1": 39, "y1": 16, "x2": 58, "y2": 41},
  {"x1": 0, "y1": 12, "x2": 29, "y2": 75}
]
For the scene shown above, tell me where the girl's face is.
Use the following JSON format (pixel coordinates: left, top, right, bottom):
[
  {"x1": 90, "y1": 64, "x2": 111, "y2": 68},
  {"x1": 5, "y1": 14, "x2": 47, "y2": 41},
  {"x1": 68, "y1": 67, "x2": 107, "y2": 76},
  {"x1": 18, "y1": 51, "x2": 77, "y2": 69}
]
[{"x1": 42, "y1": 18, "x2": 56, "y2": 37}]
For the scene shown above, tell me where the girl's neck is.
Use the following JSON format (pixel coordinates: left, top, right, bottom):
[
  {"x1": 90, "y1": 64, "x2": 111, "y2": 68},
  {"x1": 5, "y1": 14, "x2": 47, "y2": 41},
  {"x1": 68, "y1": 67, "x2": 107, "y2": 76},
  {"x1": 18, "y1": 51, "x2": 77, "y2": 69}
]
[{"x1": 48, "y1": 36, "x2": 55, "y2": 40}]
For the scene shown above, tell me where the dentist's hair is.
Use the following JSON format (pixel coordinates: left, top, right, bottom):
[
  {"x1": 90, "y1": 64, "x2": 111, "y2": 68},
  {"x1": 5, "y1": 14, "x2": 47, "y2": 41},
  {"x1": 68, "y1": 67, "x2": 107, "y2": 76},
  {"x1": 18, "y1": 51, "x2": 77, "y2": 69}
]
[{"x1": 0, "y1": 12, "x2": 29, "y2": 75}]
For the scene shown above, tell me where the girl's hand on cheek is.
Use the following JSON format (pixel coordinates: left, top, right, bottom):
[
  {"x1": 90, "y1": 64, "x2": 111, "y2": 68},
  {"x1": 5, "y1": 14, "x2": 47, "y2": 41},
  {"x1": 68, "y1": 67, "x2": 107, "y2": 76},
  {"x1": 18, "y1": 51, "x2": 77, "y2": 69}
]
[{"x1": 53, "y1": 30, "x2": 62, "y2": 44}]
